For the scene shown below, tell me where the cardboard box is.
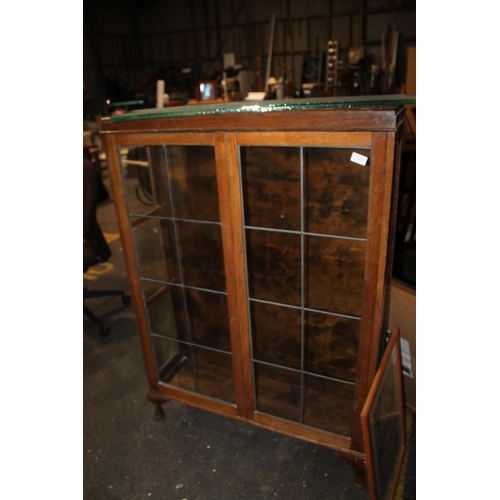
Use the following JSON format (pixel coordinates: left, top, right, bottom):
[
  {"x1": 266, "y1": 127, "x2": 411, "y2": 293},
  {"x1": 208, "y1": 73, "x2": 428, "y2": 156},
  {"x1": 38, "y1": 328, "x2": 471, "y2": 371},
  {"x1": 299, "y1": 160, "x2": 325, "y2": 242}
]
[{"x1": 388, "y1": 278, "x2": 416, "y2": 411}]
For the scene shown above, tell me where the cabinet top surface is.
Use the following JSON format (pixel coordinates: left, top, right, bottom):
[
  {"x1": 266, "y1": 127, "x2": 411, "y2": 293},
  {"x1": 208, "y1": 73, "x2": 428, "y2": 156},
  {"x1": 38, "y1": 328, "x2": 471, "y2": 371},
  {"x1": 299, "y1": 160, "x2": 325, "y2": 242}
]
[{"x1": 104, "y1": 95, "x2": 415, "y2": 124}]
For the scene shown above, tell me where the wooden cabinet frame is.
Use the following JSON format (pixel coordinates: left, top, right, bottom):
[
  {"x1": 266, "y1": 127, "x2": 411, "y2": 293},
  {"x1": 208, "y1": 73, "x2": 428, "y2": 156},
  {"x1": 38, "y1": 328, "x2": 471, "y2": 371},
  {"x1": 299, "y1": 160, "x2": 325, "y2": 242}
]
[{"x1": 101, "y1": 103, "x2": 405, "y2": 468}]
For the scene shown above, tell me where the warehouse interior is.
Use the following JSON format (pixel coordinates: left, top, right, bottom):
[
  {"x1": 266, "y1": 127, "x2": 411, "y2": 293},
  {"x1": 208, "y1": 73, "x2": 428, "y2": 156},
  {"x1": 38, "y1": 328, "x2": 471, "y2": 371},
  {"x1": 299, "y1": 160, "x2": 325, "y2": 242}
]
[{"x1": 83, "y1": 1, "x2": 416, "y2": 499}]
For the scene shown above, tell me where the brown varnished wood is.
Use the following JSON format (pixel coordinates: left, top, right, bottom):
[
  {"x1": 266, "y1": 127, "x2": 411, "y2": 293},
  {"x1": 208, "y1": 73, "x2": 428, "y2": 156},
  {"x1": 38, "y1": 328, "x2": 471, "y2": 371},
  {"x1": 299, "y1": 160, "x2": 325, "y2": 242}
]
[
  {"x1": 225, "y1": 132, "x2": 255, "y2": 419},
  {"x1": 104, "y1": 135, "x2": 159, "y2": 389},
  {"x1": 102, "y1": 105, "x2": 405, "y2": 466},
  {"x1": 155, "y1": 383, "x2": 239, "y2": 418},
  {"x1": 214, "y1": 132, "x2": 248, "y2": 418},
  {"x1": 379, "y1": 132, "x2": 403, "y2": 369},
  {"x1": 237, "y1": 131, "x2": 372, "y2": 148},
  {"x1": 111, "y1": 132, "x2": 215, "y2": 145},
  {"x1": 253, "y1": 412, "x2": 360, "y2": 457},
  {"x1": 350, "y1": 132, "x2": 388, "y2": 451},
  {"x1": 100, "y1": 109, "x2": 400, "y2": 134}
]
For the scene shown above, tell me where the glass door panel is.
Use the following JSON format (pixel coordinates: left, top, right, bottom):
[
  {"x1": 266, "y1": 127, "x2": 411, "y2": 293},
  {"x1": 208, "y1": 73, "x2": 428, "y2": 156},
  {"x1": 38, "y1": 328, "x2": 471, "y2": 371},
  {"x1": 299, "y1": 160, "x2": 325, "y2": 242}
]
[
  {"x1": 118, "y1": 143, "x2": 235, "y2": 405},
  {"x1": 305, "y1": 235, "x2": 366, "y2": 317},
  {"x1": 132, "y1": 218, "x2": 180, "y2": 284},
  {"x1": 240, "y1": 143, "x2": 370, "y2": 437},
  {"x1": 305, "y1": 147, "x2": 370, "y2": 238},
  {"x1": 240, "y1": 146, "x2": 301, "y2": 230},
  {"x1": 254, "y1": 362, "x2": 301, "y2": 422},
  {"x1": 303, "y1": 375, "x2": 356, "y2": 437},
  {"x1": 250, "y1": 301, "x2": 302, "y2": 370}
]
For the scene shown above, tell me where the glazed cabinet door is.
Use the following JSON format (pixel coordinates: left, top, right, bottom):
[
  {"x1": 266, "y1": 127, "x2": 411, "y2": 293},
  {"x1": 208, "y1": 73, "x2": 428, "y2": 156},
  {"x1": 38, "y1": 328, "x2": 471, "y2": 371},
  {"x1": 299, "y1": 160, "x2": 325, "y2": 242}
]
[
  {"x1": 229, "y1": 131, "x2": 392, "y2": 449},
  {"x1": 107, "y1": 133, "x2": 245, "y2": 417}
]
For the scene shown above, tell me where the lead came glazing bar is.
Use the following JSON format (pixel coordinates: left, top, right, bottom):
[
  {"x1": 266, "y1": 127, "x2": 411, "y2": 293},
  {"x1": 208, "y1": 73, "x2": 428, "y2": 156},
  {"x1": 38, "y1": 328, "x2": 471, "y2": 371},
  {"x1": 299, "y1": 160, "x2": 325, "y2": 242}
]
[
  {"x1": 253, "y1": 358, "x2": 356, "y2": 387},
  {"x1": 244, "y1": 224, "x2": 367, "y2": 242},
  {"x1": 300, "y1": 146, "x2": 305, "y2": 425},
  {"x1": 141, "y1": 277, "x2": 227, "y2": 296},
  {"x1": 248, "y1": 297, "x2": 362, "y2": 321},
  {"x1": 129, "y1": 214, "x2": 222, "y2": 226}
]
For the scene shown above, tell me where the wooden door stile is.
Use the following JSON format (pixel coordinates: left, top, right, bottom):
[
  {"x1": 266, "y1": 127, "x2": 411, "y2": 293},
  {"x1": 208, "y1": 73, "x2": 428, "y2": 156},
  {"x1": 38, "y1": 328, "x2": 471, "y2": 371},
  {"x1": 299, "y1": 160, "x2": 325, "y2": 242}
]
[
  {"x1": 104, "y1": 135, "x2": 159, "y2": 389},
  {"x1": 224, "y1": 132, "x2": 255, "y2": 419},
  {"x1": 214, "y1": 132, "x2": 249, "y2": 419},
  {"x1": 349, "y1": 131, "x2": 389, "y2": 451}
]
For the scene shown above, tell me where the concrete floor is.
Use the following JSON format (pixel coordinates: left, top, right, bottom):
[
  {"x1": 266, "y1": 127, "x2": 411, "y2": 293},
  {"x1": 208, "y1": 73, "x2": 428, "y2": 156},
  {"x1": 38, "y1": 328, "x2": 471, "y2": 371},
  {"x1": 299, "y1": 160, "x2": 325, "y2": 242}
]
[{"x1": 83, "y1": 171, "x2": 415, "y2": 500}]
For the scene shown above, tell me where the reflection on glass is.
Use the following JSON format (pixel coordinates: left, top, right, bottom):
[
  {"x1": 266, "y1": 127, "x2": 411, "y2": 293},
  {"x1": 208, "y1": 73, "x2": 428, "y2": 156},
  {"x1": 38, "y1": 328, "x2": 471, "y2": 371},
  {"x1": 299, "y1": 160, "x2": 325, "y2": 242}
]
[
  {"x1": 133, "y1": 218, "x2": 180, "y2": 283},
  {"x1": 303, "y1": 375, "x2": 355, "y2": 436},
  {"x1": 254, "y1": 362, "x2": 301, "y2": 422},
  {"x1": 240, "y1": 146, "x2": 301, "y2": 230},
  {"x1": 119, "y1": 143, "x2": 237, "y2": 406},
  {"x1": 186, "y1": 289, "x2": 231, "y2": 352},
  {"x1": 305, "y1": 235, "x2": 366, "y2": 316},
  {"x1": 119, "y1": 145, "x2": 172, "y2": 217},
  {"x1": 305, "y1": 147, "x2": 370, "y2": 238},
  {"x1": 239, "y1": 145, "x2": 372, "y2": 435},
  {"x1": 251, "y1": 301, "x2": 301, "y2": 370},
  {"x1": 177, "y1": 221, "x2": 226, "y2": 292},
  {"x1": 305, "y1": 312, "x2": 360, "y2": 382},
  {"x1": 246, "y1": 229, "x2": 301, "y2": 306},
  {"x1": 167, "y1": 146, "x2": 220, "y2": 222},
  {"x1": 145, "y1": 282, "x2": 187, "y2": 341},
  {"x1": 368, "y1": 344, "x2": 404, "y2": 500},
  {"x1": 193, "y1": 347, "x2": 235, "y2": 403},
  {"x1": 152, "y1": 336, "x2": 195, "y2": 391}
]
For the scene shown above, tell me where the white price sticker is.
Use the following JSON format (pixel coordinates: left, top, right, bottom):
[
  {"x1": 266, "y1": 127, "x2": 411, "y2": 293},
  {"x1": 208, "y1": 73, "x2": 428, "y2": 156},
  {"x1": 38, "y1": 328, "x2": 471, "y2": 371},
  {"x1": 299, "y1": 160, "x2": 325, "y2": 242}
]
[{"x1": 350, "y1": 152, "x2": 369, "y2": 166}]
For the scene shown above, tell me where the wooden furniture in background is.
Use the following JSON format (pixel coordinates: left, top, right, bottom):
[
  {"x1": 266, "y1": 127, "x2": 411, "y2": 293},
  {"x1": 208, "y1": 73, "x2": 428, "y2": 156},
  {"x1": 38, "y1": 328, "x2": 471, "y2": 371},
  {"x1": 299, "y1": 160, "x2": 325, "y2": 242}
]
[{"x1": 100, "y1": 96, "x2": 413, "y2": 474}]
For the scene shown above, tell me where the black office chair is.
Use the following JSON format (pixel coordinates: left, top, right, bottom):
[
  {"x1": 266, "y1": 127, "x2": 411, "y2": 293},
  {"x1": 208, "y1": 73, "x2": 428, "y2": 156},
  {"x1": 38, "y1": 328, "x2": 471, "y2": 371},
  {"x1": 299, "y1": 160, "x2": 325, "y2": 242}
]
[{"x1": 83, "y1": 158, "x2": 130, "y2": 335}]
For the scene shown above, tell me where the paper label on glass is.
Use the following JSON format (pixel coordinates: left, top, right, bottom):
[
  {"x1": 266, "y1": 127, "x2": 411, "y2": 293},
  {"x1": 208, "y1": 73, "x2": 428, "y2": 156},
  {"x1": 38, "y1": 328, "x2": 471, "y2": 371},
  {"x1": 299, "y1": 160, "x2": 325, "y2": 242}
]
[{"x1": 350, "y1": 152, "x2": 369, "y2": 166}]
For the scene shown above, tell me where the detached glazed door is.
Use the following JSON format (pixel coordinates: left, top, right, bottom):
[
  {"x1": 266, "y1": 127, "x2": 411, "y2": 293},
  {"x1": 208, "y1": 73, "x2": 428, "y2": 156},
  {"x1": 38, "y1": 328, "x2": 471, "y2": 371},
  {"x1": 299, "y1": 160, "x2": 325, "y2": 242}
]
[
  {"x1": 113, "y1": 135, "x2": 239, "y2": 410},
  {"x1": 233, "y1": 131, "x2": 380, "y2": 445}
]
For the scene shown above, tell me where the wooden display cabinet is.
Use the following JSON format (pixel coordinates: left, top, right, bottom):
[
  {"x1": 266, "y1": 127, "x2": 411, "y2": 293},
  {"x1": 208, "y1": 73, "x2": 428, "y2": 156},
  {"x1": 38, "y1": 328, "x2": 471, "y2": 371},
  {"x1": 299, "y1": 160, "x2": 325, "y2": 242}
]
[{"x1": 100, "y1": 96, "x2": 413, "y2": 473}]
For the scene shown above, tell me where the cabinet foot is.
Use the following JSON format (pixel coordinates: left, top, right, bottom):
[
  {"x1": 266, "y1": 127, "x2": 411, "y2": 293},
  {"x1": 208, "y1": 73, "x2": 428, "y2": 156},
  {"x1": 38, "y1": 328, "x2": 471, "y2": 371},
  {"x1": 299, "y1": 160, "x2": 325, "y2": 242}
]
[
  {"x1": 147, "y1": 393, "x2": 170, "y2": 420},
  {"x1": 337, "y1": 451, "x2": 366, "y2": 487}
]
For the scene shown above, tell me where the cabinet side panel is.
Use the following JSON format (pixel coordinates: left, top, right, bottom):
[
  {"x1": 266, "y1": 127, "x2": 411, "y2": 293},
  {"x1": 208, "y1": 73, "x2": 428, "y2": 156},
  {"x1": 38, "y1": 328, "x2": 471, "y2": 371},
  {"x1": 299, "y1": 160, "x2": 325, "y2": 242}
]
[
  {"x1": 104, "y1": 134, "x2": 158, "y2": 389},
  {"x1": 350, "y1": 132, "x2": 390, "y2": 451}
]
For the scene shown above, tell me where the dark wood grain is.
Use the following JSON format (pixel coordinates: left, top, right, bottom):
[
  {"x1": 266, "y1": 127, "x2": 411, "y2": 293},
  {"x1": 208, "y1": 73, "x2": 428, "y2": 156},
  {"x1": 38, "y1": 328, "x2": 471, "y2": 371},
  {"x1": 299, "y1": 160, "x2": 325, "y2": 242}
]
[
  {"x1": 305, "y1": 235, "x2": 366, "y2": 316},
  {"x1": 185, "y1": 288, "x2": 231, "y2": 352},
  {"x1": 193, "y1": 347, "x2": 235, "y2": 403},
  {"x1": 250, "y1": 301, "x2": 302, "y2": 370},
  {"x1": 305, "y1": 147, "x2": 370, "y2": 238},
  {"x1": 103, "y1": 104, "x2": 405, "y2": 464},
  {"x1": 168, "y1": 145, "x2": 220, "y2": 222},
  {"x1": 303, "y1": 375, "x2": 356, "y2": 437},
  {"x1": 254, "y1": 362, "x2": 301, "y2": 422},
  {"x1": 176, "y1": 221, "x2": 226, "y2": 292},
  {"x1": 246, "y1": 228, "x2": 301, "y2": 306},
  {"x1": 305, "y1": 312, "x2": 360, "y2": 383},
  {"x1": 240, "y1": 146, "x2": 301, "y2": 230}
]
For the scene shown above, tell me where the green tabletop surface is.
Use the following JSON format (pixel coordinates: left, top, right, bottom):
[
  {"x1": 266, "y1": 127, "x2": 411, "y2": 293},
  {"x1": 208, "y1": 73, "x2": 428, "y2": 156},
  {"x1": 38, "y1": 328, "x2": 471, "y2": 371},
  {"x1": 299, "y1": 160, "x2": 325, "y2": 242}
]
[{"x1": 108, "y1": 95, "x2": 416, "y2": 122}]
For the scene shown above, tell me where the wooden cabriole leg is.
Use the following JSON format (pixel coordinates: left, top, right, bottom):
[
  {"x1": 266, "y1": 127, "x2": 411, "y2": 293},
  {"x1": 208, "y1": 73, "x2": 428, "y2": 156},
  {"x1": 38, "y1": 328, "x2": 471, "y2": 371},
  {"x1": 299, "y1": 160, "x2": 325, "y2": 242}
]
[
  {"x1": 147, "y1": 392, "x2": 170, "y2": 420},
  {"x1": 337, "y1": 451, "x2": 366, "y2": 487}
]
